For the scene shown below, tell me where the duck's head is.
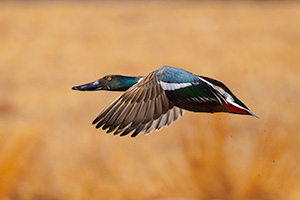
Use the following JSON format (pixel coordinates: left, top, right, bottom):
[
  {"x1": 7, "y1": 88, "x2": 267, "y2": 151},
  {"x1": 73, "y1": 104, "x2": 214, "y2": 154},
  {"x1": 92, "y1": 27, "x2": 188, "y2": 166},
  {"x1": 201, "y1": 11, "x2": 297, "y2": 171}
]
[{"x1": 72, "y1": 75, "x2": 142, "y2": 92}]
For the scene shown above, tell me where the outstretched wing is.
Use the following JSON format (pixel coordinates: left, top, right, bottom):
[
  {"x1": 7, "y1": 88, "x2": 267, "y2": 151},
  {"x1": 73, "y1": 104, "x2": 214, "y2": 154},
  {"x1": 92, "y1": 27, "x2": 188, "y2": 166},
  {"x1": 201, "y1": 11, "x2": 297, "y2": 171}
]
[{"x1": 92, "y1": 72, "x2": 184, "y2": 137}]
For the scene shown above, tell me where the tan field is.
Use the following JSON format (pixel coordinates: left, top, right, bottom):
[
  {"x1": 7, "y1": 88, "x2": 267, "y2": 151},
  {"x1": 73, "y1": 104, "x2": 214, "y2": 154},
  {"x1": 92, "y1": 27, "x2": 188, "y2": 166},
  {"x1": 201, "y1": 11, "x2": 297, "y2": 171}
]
[{"x1": 0, "y1": 1, "x2": 300, "y2": 200}]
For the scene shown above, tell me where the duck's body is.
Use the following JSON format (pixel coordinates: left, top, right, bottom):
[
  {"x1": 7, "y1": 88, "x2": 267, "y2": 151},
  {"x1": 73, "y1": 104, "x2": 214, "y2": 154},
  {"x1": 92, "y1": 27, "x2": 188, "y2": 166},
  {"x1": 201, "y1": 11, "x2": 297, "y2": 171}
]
[{"x1": 73, "y1": 66, "x2": 257, "y2": 137}]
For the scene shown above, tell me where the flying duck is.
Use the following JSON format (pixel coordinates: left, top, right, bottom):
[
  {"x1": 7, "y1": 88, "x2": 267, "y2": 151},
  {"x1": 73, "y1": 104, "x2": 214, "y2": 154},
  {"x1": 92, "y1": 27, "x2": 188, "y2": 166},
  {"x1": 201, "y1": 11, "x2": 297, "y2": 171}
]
[{"x1": 72, "y1": 66, "x2": 257, "y2": 137}]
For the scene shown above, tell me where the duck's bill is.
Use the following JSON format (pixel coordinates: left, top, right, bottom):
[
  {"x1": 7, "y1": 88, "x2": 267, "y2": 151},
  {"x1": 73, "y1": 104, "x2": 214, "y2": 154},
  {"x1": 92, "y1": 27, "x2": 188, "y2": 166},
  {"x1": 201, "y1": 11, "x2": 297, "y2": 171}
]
[{"x1": 72, "y1": 80, "x2": 103, "y2": 91}]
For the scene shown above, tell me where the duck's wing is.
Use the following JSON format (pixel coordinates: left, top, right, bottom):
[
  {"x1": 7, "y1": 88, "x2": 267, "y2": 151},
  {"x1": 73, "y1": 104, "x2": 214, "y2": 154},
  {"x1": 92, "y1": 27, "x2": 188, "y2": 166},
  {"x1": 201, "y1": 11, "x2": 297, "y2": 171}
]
[
  {"x1": 159, "y1": 75, "x2": 226, "y2": 111},
  {"x1": 92, "y1": 72, "x2": 184, "y2": 137}
]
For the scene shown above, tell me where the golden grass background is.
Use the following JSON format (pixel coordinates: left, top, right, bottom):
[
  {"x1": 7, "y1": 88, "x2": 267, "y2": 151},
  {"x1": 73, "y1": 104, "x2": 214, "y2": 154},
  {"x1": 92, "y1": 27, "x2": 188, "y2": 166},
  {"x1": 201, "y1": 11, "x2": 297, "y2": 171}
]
[{"x1": 0, "y1": 1, "x2": 300, "y2": 200}]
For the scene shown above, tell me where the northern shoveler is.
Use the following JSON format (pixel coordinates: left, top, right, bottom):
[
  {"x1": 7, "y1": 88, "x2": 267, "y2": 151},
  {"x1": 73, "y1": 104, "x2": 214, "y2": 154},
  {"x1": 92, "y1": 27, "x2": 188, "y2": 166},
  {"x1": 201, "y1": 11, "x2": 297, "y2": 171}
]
[{"x1": 72, "y1": 66, "x2": 257, "y2": 137}]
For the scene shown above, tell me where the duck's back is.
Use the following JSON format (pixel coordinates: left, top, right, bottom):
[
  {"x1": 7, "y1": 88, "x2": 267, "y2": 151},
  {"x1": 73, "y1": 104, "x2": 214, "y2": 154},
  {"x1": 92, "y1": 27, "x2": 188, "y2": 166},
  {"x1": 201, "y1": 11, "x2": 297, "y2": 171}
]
[{"x1": 154, "y1": 66, "x2": 198, "y2": 84}]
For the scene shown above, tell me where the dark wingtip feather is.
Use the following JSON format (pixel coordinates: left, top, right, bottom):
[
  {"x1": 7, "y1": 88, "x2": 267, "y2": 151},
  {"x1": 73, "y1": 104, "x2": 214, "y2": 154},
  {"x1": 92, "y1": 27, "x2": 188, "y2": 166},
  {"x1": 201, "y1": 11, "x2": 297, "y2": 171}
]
[
  {"x1": 130, "y1": 125, "x2": 145, "y2": 137},
  {"x1": 92, "y1": 115, "x2": 102, "y2": 125},
  {"x1": 95, "y1": 121, "x2": 104, "y2": 129},
  {"x1": 92, "y1": 119, "x2": 98, "y2": 125},
  {"x1": 113, "y1": 129, "x2": 122, "y2": 135},
  {"x1": 93, "y1": 115, "x2": 107, "y2": 127},
  {"x1": 106, "y1": 126, "x2": 118, "y2": 134},
  {"x1": 120, "y1": 127, "x2": 135, "y2": 137}
]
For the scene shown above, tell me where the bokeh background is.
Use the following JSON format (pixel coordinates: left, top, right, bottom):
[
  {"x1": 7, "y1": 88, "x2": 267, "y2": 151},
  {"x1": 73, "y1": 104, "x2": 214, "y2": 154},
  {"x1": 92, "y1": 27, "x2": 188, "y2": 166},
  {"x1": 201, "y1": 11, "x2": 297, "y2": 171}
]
[{"x1": 0, "y1": 1, "x2": 300, "y2": 200}]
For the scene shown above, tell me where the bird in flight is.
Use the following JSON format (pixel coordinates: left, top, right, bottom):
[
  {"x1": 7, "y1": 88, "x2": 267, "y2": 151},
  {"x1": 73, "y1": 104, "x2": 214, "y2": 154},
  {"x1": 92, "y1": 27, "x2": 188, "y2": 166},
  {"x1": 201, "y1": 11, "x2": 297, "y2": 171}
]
[{"x1": 72, "y1": 66, "x2": 257, "y2": 137}]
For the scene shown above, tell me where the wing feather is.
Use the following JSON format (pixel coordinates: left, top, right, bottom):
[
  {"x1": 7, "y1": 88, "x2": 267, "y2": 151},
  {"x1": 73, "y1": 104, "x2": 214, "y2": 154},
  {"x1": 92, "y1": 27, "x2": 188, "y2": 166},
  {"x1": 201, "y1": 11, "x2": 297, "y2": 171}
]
[{"x1": 94, "y1": 72, "x2": 183, "y2": 137}]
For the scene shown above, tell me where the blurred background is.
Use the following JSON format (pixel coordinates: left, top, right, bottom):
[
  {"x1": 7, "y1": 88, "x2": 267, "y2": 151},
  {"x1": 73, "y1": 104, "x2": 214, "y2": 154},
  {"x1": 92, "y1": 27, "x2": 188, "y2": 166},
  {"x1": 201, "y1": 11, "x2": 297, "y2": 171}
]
[{"x1": 0, "y1": 0, "x2": 300, "y2": 200}]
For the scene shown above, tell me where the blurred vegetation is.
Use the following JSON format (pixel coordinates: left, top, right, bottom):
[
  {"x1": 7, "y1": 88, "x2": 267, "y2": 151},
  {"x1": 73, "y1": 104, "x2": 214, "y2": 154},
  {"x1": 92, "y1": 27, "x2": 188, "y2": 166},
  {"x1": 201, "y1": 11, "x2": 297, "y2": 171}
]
[{"x1": 0, "y1": 1, "x2": 299, "y2": 200}]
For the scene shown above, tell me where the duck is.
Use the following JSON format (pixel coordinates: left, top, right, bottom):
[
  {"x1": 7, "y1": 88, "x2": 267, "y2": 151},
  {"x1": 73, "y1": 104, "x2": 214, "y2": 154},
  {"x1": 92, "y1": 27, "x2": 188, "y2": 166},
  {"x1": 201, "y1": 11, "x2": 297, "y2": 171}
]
[{"x1": 72, "y1": 66, "x2": 257, "y2": 137}]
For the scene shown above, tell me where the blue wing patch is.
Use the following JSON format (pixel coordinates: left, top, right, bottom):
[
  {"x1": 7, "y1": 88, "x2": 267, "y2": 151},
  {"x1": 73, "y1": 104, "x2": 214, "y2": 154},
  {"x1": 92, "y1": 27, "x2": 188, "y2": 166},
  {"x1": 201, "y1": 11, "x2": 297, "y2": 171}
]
[{"x1": 154, "y1": 66, "x2": 199, "y2": 83}]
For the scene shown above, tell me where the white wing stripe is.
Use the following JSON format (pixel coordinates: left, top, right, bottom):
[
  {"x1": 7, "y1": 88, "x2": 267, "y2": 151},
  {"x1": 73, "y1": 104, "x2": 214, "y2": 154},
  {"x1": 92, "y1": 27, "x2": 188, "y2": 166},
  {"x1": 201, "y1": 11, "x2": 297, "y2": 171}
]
[{"x1": 159, "y1": 81, "x2": 192, "y2": 91}]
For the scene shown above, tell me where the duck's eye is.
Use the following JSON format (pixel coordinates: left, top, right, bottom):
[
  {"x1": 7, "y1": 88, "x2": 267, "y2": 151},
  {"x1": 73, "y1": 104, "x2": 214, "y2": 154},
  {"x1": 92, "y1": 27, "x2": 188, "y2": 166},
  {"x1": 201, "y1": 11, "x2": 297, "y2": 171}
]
[{"x1": 107, "y1": 77, "x2": 112, "y2": 81}]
